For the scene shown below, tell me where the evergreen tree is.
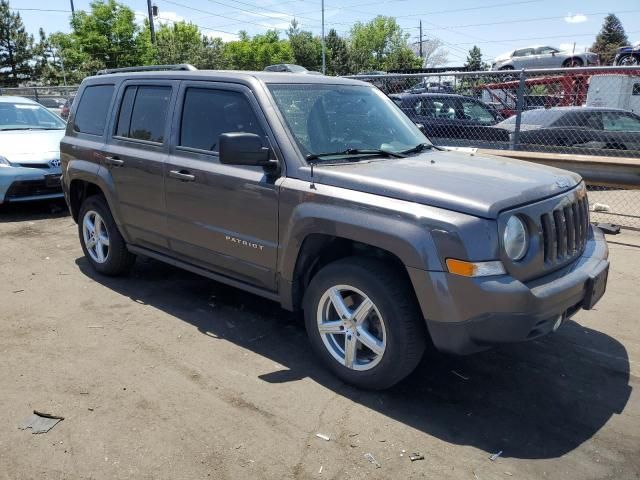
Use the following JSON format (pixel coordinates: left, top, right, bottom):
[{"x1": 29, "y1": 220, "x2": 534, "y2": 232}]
[
  {"x1": 325, "y1": 29, "x2": 349, "y2": 75},
  {"x1": 0, "y1": 0, "x2": 35, "y2": 86},
  {"x1": 592, "y1": 13, "x2": 629, "y2": 65},
  {"x1": 465, "y1": 45, "x2": 484, "y2": 71}
]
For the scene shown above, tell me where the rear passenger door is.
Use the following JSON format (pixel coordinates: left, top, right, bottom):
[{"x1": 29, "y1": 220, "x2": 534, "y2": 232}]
[
  {"x1": 102, "y1": 80, "x2": 178, "y2": 251},
  {"x1": 164, "y1": 81, "x2": 280, "y2": 291}
]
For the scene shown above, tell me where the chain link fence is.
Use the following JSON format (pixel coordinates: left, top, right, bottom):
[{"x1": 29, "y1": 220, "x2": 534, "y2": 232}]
[
  {"x1": 347, "y1": 66, "x2": 640, "y2": 229},
  {"x1": 1, "y1": 85, "x2": 78, "y2": 119}
]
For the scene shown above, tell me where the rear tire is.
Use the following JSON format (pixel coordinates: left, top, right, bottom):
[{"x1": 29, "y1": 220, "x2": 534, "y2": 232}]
[
  {"x1": 563, "y1": 58, "x2": 583, "y2": 68},
  {"x1": 78, "y1": 195, "x2": 135, "y2": 275},
  {"x1": 303, "y1": 257, "x2": 426, "y2": 390}
]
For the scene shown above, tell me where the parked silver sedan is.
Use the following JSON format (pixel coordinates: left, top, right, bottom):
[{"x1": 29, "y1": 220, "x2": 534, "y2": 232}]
[
  {"x1": 491, "y1": 46, "x2": 599, "y2": 70},
  {"x1": 0, "y1": 96, "x2": 66, "y2": 204}
]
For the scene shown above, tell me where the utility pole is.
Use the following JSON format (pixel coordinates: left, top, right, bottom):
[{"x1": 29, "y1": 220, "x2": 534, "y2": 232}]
[
  {"x1": 419, "y1": 20, "x2": 423, "y2": 60},
  {"x1": 147, "y1": 0, "x2": 156, "y2": 44},
  {"x1": 321, "y1": 0, "x2": 326, "y2": 74},
  {"x1": 69, "y1": 0, "x2": 75, "y2": 19}
]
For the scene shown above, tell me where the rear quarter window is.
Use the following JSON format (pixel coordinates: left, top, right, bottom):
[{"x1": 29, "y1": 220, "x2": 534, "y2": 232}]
[{"x1": 73, "y1": 85, "x2": 114, "y2": 135}]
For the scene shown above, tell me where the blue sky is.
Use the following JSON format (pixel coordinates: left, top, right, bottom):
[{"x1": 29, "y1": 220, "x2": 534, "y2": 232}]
[{"x1": 13, "y1": 0, "x2": 640, "y2": 65}]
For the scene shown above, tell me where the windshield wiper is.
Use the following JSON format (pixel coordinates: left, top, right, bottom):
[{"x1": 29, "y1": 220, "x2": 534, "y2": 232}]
[
  {"x1": 306, "y1": 148, "x2": 406, "y2": 162},
  {"x1": 400, "y1": 143, "x2": 440, "y2": 154}
]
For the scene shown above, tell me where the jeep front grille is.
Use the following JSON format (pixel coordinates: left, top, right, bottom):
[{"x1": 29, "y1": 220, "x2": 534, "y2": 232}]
[{"x1": 540, "y1": 196, "x2": 589, "y2": 264}]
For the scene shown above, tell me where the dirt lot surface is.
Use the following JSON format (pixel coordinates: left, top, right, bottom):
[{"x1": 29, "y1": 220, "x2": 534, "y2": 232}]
[{"x1": 1, "y1": 200, "x2": 639, "y2": 480}]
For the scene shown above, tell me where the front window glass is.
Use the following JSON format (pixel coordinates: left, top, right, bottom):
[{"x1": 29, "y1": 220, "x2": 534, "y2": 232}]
[
  {"x1": 179, "y1": 88, "x2": 264, "y2": 152},
  {"x1": 0, "y1": 101, "x2": 66, "y2": 130},
  {"x1": 268, "y1": 84, "x2": 427, "y2": 159}
]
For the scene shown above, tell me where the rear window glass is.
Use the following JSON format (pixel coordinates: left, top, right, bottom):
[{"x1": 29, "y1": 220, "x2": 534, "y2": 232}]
[
  {"x1": 115, "y1": 85, "x2": 171, "y2": 143},
  {"x1": 501, "y1": 109, "x2": 562, "y2": 125},
  {"x1": 74, "y1": 85, "x2": 114, "y2": 135},
  {"x1": 179, "y1": 88, "x2": 264, "y2": 152}
]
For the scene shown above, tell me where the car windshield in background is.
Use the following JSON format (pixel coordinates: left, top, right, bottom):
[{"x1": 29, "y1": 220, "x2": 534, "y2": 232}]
[
  {"x1": 0, "y1": 102, "x2": 66, "y2": 130},
  {"x1": 268, "y1": 84, "x2": 428, "y2": 161}
]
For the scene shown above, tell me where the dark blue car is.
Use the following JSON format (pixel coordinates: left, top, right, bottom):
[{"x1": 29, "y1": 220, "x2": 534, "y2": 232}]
[
  {"x1": 614, "y1": 42, "x2": 640, "y2": 66},
  {"x1": 390, "y1": 93, "x2": 510, "y2": 146}
]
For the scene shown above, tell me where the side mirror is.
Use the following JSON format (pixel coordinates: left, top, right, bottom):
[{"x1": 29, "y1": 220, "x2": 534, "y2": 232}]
[{"x1": 219, "y1": 132, "x2": 272, "y2": 167}]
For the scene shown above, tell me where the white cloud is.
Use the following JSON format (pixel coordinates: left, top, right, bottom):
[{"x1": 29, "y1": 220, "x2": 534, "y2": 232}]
[
  {"x1": 134, "y1": 10, "x2": 184, "y2": 26},
  {"x1": 203, "y1": 30, "x2": 240, "y2": 42},
  {"x1": 565, "y1": 13, "x2": 587, "y2": 24},
  {"x1": 155, "y1": 10, "x2": 185, "y2": 25}
]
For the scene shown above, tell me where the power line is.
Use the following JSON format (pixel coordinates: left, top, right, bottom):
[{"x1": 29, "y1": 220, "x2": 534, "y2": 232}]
[
  {"x1": 12, "y1": 8, "x2": 71, "y2": 13},
  {"x1": 158, "y1": 0, "x2": 300, "y2": 31},
  {"x1": 450, "y1": 29, "x2": 640, "y2": 46},
  {"x1": 400, "y1": 8, "x2": 640, "y2": 31},
  {"x1": 328, "y1": 0, "x2": 543, "y2": 24}
]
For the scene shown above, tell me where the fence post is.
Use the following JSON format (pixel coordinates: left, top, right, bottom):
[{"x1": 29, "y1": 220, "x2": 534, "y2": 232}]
[
  {"x1": 34, "y1": 88, "x2": 39, "y2": 102},
  {"x1": 510, "y1": 69, "x2": 527, "y2": 150}
]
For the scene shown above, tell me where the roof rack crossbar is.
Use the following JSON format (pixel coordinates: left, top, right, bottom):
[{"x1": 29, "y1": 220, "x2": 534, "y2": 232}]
[{"x1": 96, "y1": 64, "x2": 197, "y2": 75}]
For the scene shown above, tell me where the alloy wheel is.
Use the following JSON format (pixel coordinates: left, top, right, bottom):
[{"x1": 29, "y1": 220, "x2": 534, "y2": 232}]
[
  {"x1": 82, "y1": 210, "x2": 110, "y2": 264},
  {"x1": 316, "y1": 285, "x2": 387, "y2": 371}
]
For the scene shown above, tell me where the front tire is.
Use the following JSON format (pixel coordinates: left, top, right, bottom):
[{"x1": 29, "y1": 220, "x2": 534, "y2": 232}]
[
  {"x1": 303, "y1": 257, "x2": 426, "y2": 390},
  {"x1": 617, "y1": 54, "x2": 640, "y2": 66},
  {"x1": 78, "y1": 195, "x2": 135, "y2": 275}
]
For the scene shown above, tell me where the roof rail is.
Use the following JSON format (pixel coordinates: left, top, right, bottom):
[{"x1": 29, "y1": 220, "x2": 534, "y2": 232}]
[{"x1": 96, "y1": 64, "x2": 197, "y2": 75}]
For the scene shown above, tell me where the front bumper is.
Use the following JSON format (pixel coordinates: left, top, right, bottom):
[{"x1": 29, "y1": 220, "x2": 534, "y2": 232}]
[
  {"x1": 0, "y1": 166, "x2": 63, "y2": 203},
  {"x1": 408, "y1": 226, "x2": 609, "y2": 354}
]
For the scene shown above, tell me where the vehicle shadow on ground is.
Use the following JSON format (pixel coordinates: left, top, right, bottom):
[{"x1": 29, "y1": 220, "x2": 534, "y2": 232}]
[
  {"x1": 76, "y1": 256, "x2": 632, "y2": 460},
  {"x1": 0, "y1": 199, "x2": 68, "y2": 222}
]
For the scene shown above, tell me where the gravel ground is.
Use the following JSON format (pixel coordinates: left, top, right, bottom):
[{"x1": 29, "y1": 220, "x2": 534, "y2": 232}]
[{"x1": 0, "y1": 200, "x2": 639, "y2": 480}]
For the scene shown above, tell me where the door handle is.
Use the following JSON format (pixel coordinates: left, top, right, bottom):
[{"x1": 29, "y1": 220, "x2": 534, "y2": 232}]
[
  {"x1": 105, "y1": 156, "x2": 124, "y2": 167},
  {"x1": 169, "y1": 170, "x2": 196, "y2": 182}
]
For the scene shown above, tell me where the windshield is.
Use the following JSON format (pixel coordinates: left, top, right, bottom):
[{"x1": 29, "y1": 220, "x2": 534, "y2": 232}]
[
  {"x1": 0, "y1": 101, "x2": 66, "y2": 130},
  {"x1": 268, "y1": 84, "x2": 429, "y2": 161}
]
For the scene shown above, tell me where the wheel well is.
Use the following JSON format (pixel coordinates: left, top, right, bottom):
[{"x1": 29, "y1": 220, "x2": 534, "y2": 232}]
[
  {"x1": 290, "y1": 234, "x2": 412, "y2": 311},
  {"x1": 563, "y1": 57, "x2": 583, "y2": 66},
  {"x1": 69, "y1": 180, "x2": 104, "y2": 221}
]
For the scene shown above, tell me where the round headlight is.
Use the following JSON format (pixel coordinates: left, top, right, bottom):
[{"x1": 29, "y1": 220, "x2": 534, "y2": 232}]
[{"x1": 503, "y1": 215, "x2": 528, "y2": 261}]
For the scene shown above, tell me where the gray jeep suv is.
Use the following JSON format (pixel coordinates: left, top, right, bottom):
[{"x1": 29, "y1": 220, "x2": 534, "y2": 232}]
[{"x1": 61, "y1": 65, "x2": 609, "y2": 389}]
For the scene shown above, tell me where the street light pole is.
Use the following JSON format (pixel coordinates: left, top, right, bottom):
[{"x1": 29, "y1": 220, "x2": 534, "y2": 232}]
[{"x1": 321, "y1": 0, "x2": 326, "y2": 74}]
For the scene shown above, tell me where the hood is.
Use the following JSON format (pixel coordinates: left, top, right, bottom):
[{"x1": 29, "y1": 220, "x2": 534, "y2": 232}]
[
  {"x1": 494, "y1": 51, "x2": 512, "y2": 62},
  {"x1": 310, "y1": 150, "x2": 581, "y2": 219},
  {"x1": 0, "y1": 129, "x2": 65, "y2": 163}
]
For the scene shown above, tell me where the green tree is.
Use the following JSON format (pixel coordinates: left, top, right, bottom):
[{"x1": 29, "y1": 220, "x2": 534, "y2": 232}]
[
  {"x1": 592, "y1": 13, "x2": 629, "y2": 65},
  {"x1": 287, "y1": 20, "x2": 322, "y2": 70},
  {"x1": 326, "y1": 29, "x2": 349, "y2": 75},
  {"x1": 348, "y1": 16, "x2": 420, "y2": 73},
  {"x1": 33, "y1": 28, "x2": 65, "y2": 85},
  {"x1": 0, "y1": 0, "x2": 35, "y2": 86},
  {"x1": 223, "y1": 30, "x2": 293, "y2": 70},
  {"x1": 155, "y1": 21, "x2": 202, "y2": 66},
  {"x1": 51, "y1": 0, "x2": 152, "y2": 81},
  {"x1": 465, "y1": 45, "x2": 484, "y2": 71}
]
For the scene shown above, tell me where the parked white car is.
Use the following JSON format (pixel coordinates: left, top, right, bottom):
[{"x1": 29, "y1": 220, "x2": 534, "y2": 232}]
[
  {"x1": 491, "y1": 46, "x2": 599, "y2": 70},
  {"x1": 0, "y1": 96, "x2": 66, "y2": 204}
]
